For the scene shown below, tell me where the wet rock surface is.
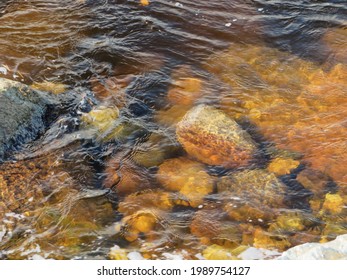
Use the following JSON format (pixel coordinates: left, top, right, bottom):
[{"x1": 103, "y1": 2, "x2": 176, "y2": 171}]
[
  {"x1": 176, "y1": 105, "x2": 257, "y2": 168},
  {"x1": 0, "y1": 78, "x2": 51, "y2": 161}
]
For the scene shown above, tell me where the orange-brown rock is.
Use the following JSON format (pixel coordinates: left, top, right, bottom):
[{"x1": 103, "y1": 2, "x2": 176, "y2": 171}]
[
  {"x1": 119, "y1": 210, "x2": 161, "y2": 242},
  {"x1": 267, "y1": 157, "x2": 300, "y2": 176},
  {"x1": 157, "y1": 157, "x2": 214, "y2": 207},
  {"x1": 253, "y1": 228, "x2": 291, "y2": 251},
  {"x1": 190, "y1": 209, "x2": 224, "y2": 241},
  {"x1": 176, "y1": 105, "x2": 257, "y2": 168},
  {"x1": 104, "y1": 153, "x2": 153, "y2": 196}
]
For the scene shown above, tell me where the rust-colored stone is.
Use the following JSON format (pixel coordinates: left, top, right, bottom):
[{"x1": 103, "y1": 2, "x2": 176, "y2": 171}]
[{"x1": 176, "y1": 105, "x2": 257, "y2": 168}]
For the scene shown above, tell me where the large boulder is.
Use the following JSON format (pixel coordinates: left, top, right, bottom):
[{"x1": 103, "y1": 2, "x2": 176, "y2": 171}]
[
  {"x1": 176, "y1": 105, "x2": 257, "y2": 168},
  {"x1": 0, "y1": 78, "x2": 70, "y2": 161}
]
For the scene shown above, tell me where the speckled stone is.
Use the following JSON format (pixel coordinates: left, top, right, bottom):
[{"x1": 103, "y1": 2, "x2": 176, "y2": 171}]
[{"x1": 176, "y1": 105, "x2": 257, "y2": 168}]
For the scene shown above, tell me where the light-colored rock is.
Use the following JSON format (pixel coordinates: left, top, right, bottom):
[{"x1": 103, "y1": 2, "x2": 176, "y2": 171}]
[
  {"x1": 81, "y1": 106, "x2": 119, "y2": 133},
  {"x1": 176, "y1": 105, "x2": 257, "y2": 168},
  {"x1": 278, "y1": 234, "x2": 347, "y2": 260},
  {"x1": 109, "y1": 245, "x2": 128, "y2": 260}
]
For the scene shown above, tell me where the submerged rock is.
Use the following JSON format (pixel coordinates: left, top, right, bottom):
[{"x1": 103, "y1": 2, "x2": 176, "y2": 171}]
[
  {"x1": 155, "y1": 105, "x2": 191, "y2": 128},
  {"x1": 81, "y1": 106, "x2": 119, "y2": 133},
  {"x1": 296, "y1": 168, "x2": 331, "y2": 198},
  {"x1": 167, "y1": 74, "x2": 203, "y2": 106},
  {"x1": 104, "y1": 152, "x2": 153, "y2": 196},
  {"x1": 157, "y1": 157, "x2": 214, "y2": 207},
  {"x1": 217, "y1": 169, "x2": 287, "y2": 222},
  {"x1": 253, "y1": 228, "x2": 291, "y2": 251},
  {"x1": 0, "y1": 78, "x2": 51, "y2": 161},
  {"x1": 167, "y1": 65, "x2": 203, "y2": 105},
  {"x1": 131, "y1": 132, "x2": 181, "y2": 168},
  {"x1": 119, "y1": 210, "x2": 161, "y2": 242},
  {"x1": 321, "y1": 193, "x2": 345, "y2": 215},
  {"x1": 176, "y1": 105, "x2": 257, "y2": 168},
  {"x1": 90, "y1": 75, "x2": 133, "y2": 107}
]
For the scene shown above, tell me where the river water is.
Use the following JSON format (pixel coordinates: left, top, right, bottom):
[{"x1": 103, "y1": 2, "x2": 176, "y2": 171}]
[{"x1": 0, "y1": 0, "x2": 346, "y2": 259}]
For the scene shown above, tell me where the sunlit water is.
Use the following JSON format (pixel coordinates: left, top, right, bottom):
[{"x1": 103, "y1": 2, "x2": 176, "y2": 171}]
[{"x1": 0, "y1": 0, "x2": 346, "y2": 259}]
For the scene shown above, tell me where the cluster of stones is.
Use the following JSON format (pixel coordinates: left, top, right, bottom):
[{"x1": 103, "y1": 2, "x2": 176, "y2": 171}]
[
  {"x1": 1, "y1": 25, "x2": 346, "y2": 260},
  {"x1": 105, "y1": 99, "x2": 345, "y2": 259},
  {"x1": 103, "y1": 27, "x2": 347, "y2": 259}
]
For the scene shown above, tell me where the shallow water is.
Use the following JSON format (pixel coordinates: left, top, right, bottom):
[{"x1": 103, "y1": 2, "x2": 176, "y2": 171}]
[{"x1": 0, "y1": 0, "x2": 346, "y2": 259}]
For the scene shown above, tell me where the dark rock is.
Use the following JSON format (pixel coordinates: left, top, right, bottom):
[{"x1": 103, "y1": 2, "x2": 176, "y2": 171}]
[
  {"x1": 0, "y1": 79, "x2": 49, "y2": 160},
  {"x1": 0, "y1": 78, "x2": 76, "y2": 161}
]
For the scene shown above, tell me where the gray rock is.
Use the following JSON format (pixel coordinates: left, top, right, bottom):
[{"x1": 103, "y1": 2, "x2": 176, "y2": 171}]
[
  {"x1": 278, "y1": 234, "x2": 347, "y2": 260},
  {"x1": 0, "y1": 78, "x2": 65, "y2": 161}
]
